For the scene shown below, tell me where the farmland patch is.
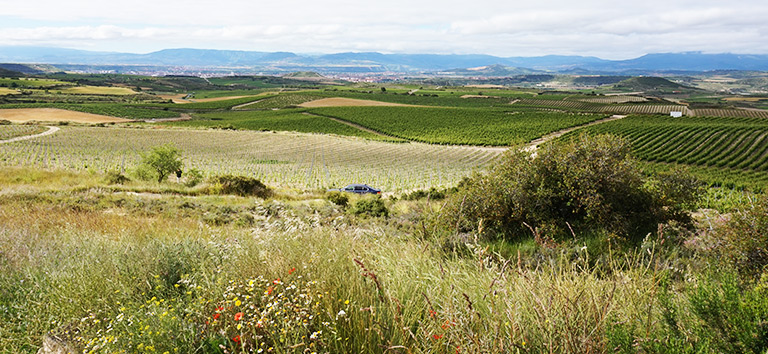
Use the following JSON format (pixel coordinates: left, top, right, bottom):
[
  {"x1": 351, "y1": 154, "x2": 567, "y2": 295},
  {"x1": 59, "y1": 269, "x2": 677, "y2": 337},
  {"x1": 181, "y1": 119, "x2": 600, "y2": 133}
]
[{"x1": 0, "y1": 108, "x2": 132, "y2": 123}]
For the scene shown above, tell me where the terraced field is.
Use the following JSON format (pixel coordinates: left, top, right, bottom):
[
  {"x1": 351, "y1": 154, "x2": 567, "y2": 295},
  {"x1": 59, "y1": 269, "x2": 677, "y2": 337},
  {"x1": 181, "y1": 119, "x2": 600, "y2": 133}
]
[{"x1": 0, "y1": 126, "x2": 502, "y2": 191}]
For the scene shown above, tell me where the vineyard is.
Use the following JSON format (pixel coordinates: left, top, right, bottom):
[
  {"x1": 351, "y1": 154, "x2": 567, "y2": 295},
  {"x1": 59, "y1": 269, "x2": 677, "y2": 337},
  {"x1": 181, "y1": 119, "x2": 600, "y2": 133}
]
[
  {"x1": 0, "y1": 126, "x2": 502, "y2": 191},
  {"x1": 0, "y1": 124, "x2": 46, "y2": 140},
  {"x1": 689, "y1": 108, "x2": 768, "y2": 118},
  {"x1": 599, "y1": 104, "x2": 690, "y2": 115},
  {"x1": 233, "y1": 94, "x2": 323, "y2": 109},
  {"x1": 167, "y1": 110, "x2": 399, "y2": 141},
  {"x1": 568, "y1": 115, "x2": 768, "y2": 178},
  {"x1": 308, "y1": 106, "x2": 604, "y2": 146},
  {"x1": 577, "y1": 96, "x2": 648, "y2": 104},
  {"x1": 512, "y1": 98, "x2": 605, "y2": 111}
]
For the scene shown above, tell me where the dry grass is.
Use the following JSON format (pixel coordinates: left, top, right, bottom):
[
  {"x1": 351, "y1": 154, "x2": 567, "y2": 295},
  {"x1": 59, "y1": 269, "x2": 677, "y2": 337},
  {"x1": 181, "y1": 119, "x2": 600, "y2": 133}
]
[
  {"x1": 723, "y1": 97, "x2": 768, "y2": 102},
  {"x1": 0, "y1": 88, "x2": 18, "y2": 95},
  {"x1": 58, "y1": 86, "x2": 137, "y2": 95},
  {"x1": 298, "y1": 97, "x2": 420, "y2": 108},
  {"x1": 0, "y1": 108, "x2": 131, "y2": 123}
]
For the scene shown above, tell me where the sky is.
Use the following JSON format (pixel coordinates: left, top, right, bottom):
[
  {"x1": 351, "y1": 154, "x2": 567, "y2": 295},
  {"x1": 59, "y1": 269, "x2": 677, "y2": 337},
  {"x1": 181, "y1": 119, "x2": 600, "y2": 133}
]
[{"x1": 1, "y1": 0, "x2": 767, "y2": 60}]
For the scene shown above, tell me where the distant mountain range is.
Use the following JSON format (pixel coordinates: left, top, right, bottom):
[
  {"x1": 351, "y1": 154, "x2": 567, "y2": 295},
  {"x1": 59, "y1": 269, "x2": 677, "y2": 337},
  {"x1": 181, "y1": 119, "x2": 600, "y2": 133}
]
[{"x1": 1, "y1": 46, "x2": 768, "y2": 74}]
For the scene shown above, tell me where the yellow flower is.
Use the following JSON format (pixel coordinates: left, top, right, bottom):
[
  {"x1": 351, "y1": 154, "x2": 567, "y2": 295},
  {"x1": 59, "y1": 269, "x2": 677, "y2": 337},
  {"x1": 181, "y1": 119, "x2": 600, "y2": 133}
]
[{"x1": 235, "y1": 299, "x2": 242, "y2": 307}]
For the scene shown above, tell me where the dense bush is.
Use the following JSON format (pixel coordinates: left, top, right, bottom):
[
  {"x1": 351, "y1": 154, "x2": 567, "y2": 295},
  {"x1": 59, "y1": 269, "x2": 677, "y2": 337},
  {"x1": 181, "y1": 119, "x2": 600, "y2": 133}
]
[
  {"x1": 717, "y1": 196, "x2": 768, "y2": 277},
  {"x1": 348, "y1": 196, "x2": 389, "y2": 217},
  {"x1": 324, "y1": 191, "x2": 349, "y2": 207},
  {"x1": 103, "y1": 171, "x2": 130, "y2": 185},
  {"x1": 401, "y1": 186, "x2": 455, "y2": 201},
  {"x1": 432, "y1": 134, "x2": 702, "y2": 242},
  {"x1": 208, "y1": 174, "x2": 271, "y2": 198}
]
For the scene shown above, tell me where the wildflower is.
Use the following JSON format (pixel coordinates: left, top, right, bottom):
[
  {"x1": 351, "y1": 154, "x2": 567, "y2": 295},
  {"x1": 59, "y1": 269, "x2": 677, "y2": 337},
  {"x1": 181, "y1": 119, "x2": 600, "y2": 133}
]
[
  {"x1": 432, "y1": 334, "x2": 443, "y2": 340},
  {"x1": 429, "y1": 309, "x2": 436, "y2": 317},
  {"x1": 234, "y1": 312, "x2": 244, "y2": 321},
  {"x1": 212, "y1": 313, "x2": 220, "y2": 320},
  {"x1": 266, "y1": 286, "x2": 274, "y2": 295},
  {"x1": 289, "y1": 267, "x2": 296, "y2": 274},
  {"x1": 337, "y1": 310, "x2": 346, "y2": 317},
  {"x1": 273, "y1": 278, "x2": 280, "y2": 284},
  {"x1": 216, "y1": 306, "x2": 224, "y2": 312},
  {"x1": 232, "y1": 335, "x2": 241, "y2": 343},
  {"x1": 235, "y1": 299, "x2": 242, "y2": 307}
]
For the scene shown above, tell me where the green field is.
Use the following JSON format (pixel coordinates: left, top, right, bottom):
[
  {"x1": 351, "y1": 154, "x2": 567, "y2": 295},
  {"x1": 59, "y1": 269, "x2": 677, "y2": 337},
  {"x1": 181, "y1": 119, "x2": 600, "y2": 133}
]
[
  {"x1": 309, "y1": 106, "x2": 605, "y2": 145},
  {"x1": 167, "y1": 109, "x2": 399, "y2": 141},
  {"x1": 0, "y1": 125, "x2": 47, "y2": 140}
]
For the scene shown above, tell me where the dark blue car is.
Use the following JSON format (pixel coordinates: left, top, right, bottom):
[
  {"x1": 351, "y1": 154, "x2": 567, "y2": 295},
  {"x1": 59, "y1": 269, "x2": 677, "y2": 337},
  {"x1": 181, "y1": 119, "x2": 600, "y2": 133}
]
[{"x1": 330, "y1": 184, "x2": 381, "y2": 195}]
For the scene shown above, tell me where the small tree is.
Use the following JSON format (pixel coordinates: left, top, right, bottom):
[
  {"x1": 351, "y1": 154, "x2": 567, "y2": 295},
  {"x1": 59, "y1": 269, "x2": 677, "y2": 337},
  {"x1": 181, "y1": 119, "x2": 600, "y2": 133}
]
[{"x1": 139, "y1": 144, "x2": 183, "y2": 183}]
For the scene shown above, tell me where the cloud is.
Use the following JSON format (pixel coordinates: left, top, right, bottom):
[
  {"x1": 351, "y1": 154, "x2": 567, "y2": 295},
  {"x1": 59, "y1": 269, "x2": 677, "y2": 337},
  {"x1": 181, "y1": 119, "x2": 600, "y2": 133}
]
[{"x1": 0, "y1": 0, "x2": 767, "y2": 58}]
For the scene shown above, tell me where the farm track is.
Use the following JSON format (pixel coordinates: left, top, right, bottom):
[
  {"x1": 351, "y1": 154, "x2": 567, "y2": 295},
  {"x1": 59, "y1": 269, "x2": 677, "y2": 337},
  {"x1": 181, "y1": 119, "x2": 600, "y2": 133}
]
[
  {"x1": 301, "y1": 112, "x2": 399, "y2": 140},
  {"x1": 0, "y1": 126, "x2": 59, "y2": 144},
  {"x1": 523, "y1": 115, "x2": 627, "y2": 153}
]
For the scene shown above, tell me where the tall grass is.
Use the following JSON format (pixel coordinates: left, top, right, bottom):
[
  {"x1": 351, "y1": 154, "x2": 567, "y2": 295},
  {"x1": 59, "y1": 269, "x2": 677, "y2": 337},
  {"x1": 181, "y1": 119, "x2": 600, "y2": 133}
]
[{"x1": 1, "y1": 173, "x2": 767, "y2": 353}]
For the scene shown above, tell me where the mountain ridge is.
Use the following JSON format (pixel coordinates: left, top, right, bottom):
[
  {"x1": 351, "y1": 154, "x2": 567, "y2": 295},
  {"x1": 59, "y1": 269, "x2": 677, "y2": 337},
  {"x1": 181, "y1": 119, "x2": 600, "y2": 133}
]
[{"x1": 1, "y1": 47, "x2": 768, "y2": 73}]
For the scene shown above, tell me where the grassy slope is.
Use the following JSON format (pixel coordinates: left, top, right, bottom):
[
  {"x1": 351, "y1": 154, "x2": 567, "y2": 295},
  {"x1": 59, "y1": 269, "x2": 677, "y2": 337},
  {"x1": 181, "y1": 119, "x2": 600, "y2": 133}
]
[{"x1": 1, "y1": 168, "x2": 765, "y2": 353}]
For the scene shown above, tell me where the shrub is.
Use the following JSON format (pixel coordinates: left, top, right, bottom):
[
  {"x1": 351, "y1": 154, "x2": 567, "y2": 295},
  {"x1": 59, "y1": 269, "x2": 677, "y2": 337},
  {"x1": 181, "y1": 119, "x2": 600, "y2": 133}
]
[
  {"x1": 431, "y1": 134, "x2": 701, "y2": 242},
  {"x1": 103, "y1": 170, "x2": 130, "y2": 185},
  {"x1": 183, "y1": 168, "x2": 204, "y2": 187},
  {"x1": 208, "y1": 175, "x2": 271, "y2": 198},
  {"x1": 0, "y1": 119, "x2": 10, "y2": 125},
  {"x1": 717, "y1": 196, "x2": 768, "y2": 278},
  {"x1": 348, "y1": 196, "x2": 389, "y2": 217},
  {"x1": 324, "y1": 191, "x2": 349, "y2": 207}
]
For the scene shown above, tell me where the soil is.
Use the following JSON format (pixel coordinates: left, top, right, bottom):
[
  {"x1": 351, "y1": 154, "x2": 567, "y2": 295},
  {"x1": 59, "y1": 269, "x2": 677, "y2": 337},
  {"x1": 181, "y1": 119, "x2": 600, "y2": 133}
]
[{"x1": 0, "y1": 108, "x2": 131, "y2": 123}]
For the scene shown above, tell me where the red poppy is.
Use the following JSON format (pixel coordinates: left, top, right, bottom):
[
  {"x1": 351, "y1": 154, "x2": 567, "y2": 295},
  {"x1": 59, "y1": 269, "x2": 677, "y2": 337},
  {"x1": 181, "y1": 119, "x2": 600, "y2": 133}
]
[
  {"x1": 432, "y1": 334, "x2": 443, "y2": 340},
  {"x1": 234, "y1": 312, "x2": 244, "y2": 321},
  {"x1": 267, "y1": 286, "x2": 274, "y2": 295},
  {"x1": 429, "y1": 309, "x2": 436, "y2": 317},
  {"x1": 273, "y1": 278, "x2": 280, "y2": 284},
  {"x1": 289, "y1": 267, "x2": 296, "y2": 274},
  {"x1": 216, "y1": 306, "x2": 224, "y2": 312},
  {"x1": 232, "y1": 335, "x2": 241, "y2": 343},
  {"x1": 212, "y1": 313, "x2": 221, "y2": 320}
]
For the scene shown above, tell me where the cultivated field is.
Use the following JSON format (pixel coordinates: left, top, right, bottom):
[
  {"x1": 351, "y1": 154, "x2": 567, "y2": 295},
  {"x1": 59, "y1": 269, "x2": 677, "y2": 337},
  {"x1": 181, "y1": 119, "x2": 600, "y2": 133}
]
[
  {"x1": 0, "y1": 108, "x2": 132, "y2": 123},
  {"x1": 58, "y1": 86, "x2": 138, "y2": 95},
  {"x1": 0, "y1": 126, "x2": 501, "y2": 190},
  {"x1": 299, "y1": 97, "x2": 419, "y2": 107}
]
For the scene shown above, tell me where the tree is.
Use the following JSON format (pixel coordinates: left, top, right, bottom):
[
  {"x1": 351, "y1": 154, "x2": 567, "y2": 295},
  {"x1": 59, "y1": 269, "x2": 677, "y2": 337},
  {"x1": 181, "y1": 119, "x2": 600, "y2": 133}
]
[{"x1": 139, "y1": 144, "x2": 183, "y2": 183}]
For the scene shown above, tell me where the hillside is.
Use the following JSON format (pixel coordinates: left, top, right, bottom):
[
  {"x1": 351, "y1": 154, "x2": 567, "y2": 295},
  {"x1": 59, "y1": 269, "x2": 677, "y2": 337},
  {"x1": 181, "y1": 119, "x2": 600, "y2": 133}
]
[{"x1": 613, "y1": 76, "x2": 698, "y2": 92}]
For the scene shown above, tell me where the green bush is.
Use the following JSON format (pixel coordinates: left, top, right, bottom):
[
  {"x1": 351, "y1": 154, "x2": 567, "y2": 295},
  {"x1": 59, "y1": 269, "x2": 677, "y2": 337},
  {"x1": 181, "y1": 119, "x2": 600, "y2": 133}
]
[
  {"x1": 0, "y1": 119, "x2": 11, "y2": 125},
  {"x1": 324, "y1": 191, "x2": 349, "y2": 207},
  {"x1": 208, "y1": 175, "x2": 271, "y2": 198},
  {"x1": 717, "y1": 196, "x2": 768, "y2": 278},
  {"x1": 348, "y1": 196, "x2": 389, "y2": 217},
  {"x1": 432, "y1": 134, "x2": 702, "y2": 242},
  {"x1": 103, "y1": 171, "x2": 130, "y2": 185},
  {"x1": 183, "y1": 168, "x2": 204, "y2": 187}
]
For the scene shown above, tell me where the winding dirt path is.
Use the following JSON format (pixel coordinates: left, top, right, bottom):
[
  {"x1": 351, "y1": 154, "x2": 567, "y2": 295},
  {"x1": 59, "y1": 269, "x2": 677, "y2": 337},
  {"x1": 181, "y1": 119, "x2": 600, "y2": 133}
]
[{"x1": 0, "y1": 126, "x2": 60, "y2": 144}]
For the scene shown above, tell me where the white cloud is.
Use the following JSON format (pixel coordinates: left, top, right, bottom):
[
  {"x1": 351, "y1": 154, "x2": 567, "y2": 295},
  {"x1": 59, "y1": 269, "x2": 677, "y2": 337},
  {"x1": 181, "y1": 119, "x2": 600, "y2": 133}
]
[{"x1": 1, "y1": 0, "x2": 767, "y2": 58}]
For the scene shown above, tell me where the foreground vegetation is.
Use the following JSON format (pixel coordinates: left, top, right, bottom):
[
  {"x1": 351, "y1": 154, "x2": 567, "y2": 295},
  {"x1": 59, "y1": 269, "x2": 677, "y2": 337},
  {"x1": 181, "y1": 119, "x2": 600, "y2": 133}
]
[{"x1": 2, "y1": 135, "x2": 768, "y2": 353}]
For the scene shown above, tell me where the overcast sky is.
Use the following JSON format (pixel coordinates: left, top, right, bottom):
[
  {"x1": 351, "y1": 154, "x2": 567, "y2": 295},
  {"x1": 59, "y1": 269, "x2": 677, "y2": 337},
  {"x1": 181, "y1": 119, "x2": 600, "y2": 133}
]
[{"x1": 1, "y1": 0, "x2": 766, "y2": 59}]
